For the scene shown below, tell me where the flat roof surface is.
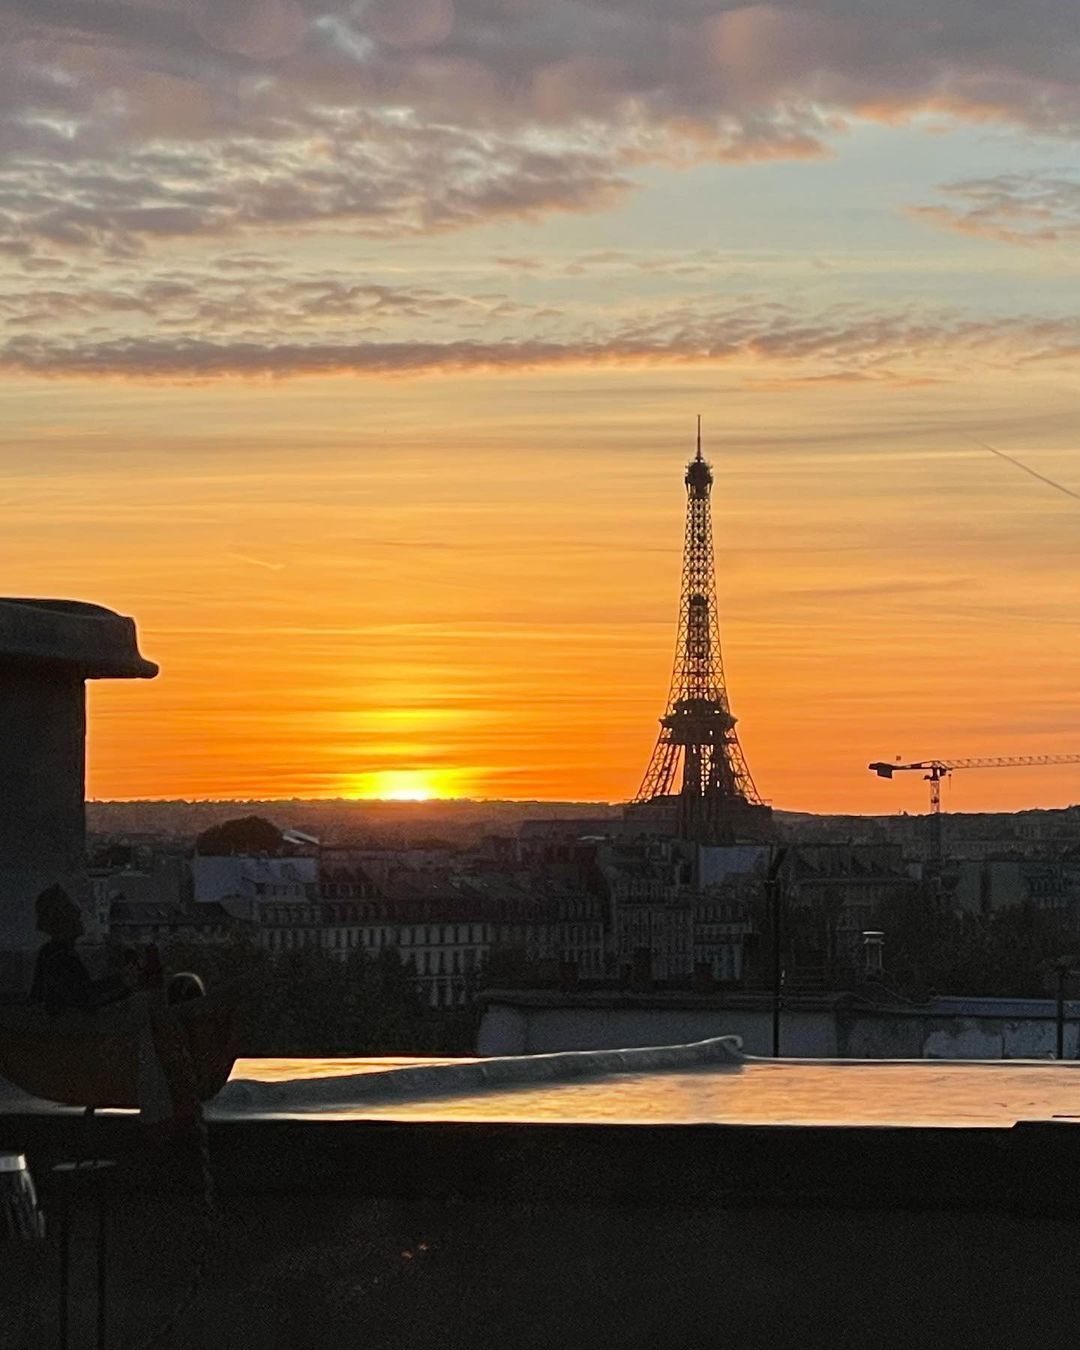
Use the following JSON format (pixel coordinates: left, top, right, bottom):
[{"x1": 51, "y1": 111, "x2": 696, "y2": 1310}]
[{"x1": 214, "y1": 1056, "x2": 1080, "y2": 1128}]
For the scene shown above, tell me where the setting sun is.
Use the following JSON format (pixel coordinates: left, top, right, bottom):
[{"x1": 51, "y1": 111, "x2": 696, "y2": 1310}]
[{"x1": 347, "y1": 769, "x2": 454, "y2": 802}]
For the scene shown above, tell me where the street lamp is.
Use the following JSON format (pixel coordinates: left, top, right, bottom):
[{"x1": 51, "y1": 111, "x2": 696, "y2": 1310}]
[
  {"x1": 1051, "y1": 956, "x2": 1080, "y2": 1060},
  {"x1": 766, "y1": 848, "x2": 789, "y2": 1058}
]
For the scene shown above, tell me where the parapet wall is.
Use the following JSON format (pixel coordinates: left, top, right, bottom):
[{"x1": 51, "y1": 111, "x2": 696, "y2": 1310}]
[
  {"x1": 478, "y1": 997, "x2": 1080, "y2": 1060},
  {"x1": 0, "y1": 598, "x2": 156, "y2": 991}
]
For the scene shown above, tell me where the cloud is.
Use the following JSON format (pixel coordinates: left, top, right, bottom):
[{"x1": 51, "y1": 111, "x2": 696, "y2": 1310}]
[
  {"x1": 783, "y1": 575, "x2": 975, "y2": 602},
  {"x1": 492, "y1": 247, "x2": 762, "y2": 280},
  {"x1": 911, "y1": 172, "x2": 1080, "y2": 246},
  {"x1": 3, "y1": 2, "x2": 1080, "y2": 260},
  {"x1": 13, "y1": 0, "x2": 1079, "y2": 141},
  {"x1": 5, "y1": 299, "x2": 1080, "y2": 381},
  {"x1": 0, "y1": 263, "x2": 527, "y2": 338},
  {"x1": 226, "y1": 550, "x2": 287, "y2": 570},
  {"x1": 0, "y1": 111, "x2": 634, "y2": 261},
  {"x1": 6, "y1": 1, "x2": 1080, "y2": 398}
]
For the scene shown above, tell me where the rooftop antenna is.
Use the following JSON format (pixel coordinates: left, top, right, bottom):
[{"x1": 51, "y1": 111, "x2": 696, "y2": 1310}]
[{"x1": 696, "y1": 414, "x2": 702, "y2": 461}]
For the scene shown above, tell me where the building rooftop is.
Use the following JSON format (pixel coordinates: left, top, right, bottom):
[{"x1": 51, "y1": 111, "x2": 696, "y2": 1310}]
[
  {"x1": 8, "y1": 1047, "x2": 1080, "y2": 1132},
  {"x1": 201, "y1": 1054, "x2": 1080, "y2": 1129}
]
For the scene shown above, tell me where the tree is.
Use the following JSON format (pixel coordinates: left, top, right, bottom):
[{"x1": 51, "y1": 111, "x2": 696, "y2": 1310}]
[
  {"x1": 196, "y1": 815, "x2": 284, "y2": 856},
  {"x1": 160, "y1": 934, "x2": 474, "y2": 1056},
  {"x1": 89, "y1": 841, "x2": 133, "y2": 869},
  {"x1": 873, "y1": 884, "x2": 962, "y2": 997},
  {"x1": 873, "y1": 886, "x2": 1080, "y2": 1000}
]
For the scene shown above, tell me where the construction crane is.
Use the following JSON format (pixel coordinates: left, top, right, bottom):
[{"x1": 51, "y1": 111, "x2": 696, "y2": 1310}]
[{"x1": 868, "y1": 755, "x2": 1080, "y2": 861}]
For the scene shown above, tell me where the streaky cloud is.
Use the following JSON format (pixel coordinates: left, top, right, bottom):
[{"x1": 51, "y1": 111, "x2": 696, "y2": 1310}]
[
  {"x1": 911, "y1": 172, "x2": 1080, "y2": 247},
  {"x1": 6, "y1": 303, "x2": 1080, "y2": 381}
]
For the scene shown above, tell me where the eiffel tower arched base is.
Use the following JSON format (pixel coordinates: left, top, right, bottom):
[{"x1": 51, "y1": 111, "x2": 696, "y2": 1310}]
[{"x1": 624, "y1": 794, "x2": 774, "y2": 846}]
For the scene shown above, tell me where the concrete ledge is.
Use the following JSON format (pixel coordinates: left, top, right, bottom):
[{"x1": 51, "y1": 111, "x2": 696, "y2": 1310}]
[
  {"x1": 0, "y1": 598, "x2": 157, "y2": 678},
  {"x1": 4, "y1": 1108, "x2": 1080, "y2": 1214},
  {"x1": 478, "y1": 987, "x2": 863, "y2": 1012}
]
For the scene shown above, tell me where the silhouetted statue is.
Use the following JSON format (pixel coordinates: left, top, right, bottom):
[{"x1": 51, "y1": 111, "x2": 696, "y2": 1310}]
[
  {"x1": 28, "y1": 885, "x2": 130, "y2": 1015},
  {"x1": 11, "y1": 888, "x2": 225, "y2": 1128}
]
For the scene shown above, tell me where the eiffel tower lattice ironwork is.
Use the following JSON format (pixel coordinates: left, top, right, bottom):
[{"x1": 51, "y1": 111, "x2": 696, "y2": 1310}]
[{"x1": 631, "y1": 421, "x2": 771, "y2": 844}]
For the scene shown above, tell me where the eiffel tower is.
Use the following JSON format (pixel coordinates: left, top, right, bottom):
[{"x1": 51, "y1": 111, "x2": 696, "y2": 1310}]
[{"x1": 629, "y1": 421, "x2": 772, "y2": 844}]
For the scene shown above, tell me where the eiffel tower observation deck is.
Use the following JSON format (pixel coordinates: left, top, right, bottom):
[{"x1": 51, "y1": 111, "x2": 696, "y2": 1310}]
[{"x1": 627, "y1": 423, "x2": 773, "y2": 845}]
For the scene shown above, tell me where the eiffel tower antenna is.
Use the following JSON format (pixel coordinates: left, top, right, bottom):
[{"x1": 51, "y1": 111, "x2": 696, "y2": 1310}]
[{"x1": 630, "y1": 423, "x2": 771, "y2": 844}]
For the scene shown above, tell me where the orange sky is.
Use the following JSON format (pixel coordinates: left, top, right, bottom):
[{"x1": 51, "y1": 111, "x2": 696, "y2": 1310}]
[
  {"x1": 6, "y1": 2, "x2": 1080, "y2": 814},
  {"x1": 5, "y1": 365, "x2": 1079, "y2": 814}
]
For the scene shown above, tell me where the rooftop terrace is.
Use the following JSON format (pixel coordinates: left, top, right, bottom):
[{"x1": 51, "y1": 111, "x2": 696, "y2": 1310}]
[{"x1": 7, "y1": 1045, "x2": 1080, "y2": 1347}]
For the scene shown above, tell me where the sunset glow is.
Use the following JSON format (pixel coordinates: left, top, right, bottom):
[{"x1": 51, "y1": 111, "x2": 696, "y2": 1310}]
[
  {"x1": 347, "y1": 769, "x2": 460, "y2": 803},
  {"x1": 8, "y1": 2, "x2": 1080, "y2": 814}
]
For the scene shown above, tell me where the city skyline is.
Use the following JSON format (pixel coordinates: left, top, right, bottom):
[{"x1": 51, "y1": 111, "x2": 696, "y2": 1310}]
[{"x1": 4, "y1": 2, "x2": 1080, "y2": 813}]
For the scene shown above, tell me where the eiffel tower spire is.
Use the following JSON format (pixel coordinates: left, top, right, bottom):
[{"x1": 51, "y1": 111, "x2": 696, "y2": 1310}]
[{"x1": 631, "y1": 423, "x2": 771, "y2": 844}]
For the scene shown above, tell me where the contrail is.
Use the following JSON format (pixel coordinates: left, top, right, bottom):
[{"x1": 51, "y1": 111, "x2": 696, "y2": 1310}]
[
  {"x1": 226, "y1": 551, "x2": 286, "y2": 571},
  {"x1": 966, "y1": 435, "x2": 1080, "y2": 502}
]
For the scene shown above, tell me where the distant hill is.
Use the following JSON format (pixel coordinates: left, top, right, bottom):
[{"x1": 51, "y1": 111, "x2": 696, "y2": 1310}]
[
  {"x1": 86, "y1": 798, "x2": 626, "y2": 846},
  {"x1": 86, "y1": 798, "x2": 1080, "y2": 850}
]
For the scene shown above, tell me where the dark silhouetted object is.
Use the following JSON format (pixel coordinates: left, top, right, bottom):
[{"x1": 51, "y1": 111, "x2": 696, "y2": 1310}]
[
  {"x1": 631, "y1": 421, "x2": 772, "y2": 844},
  {"x1": 28, "y1": 886, "x2": 128, "y2": 1014},
  {"x1": 196, "y1": 815, "x2": 284, "y2": 856},
  {"x1": 767, "y1": 848, "x2": 788, "y2": 1057},
  {"x1": 630, "y1": 948, "x2": 653, "y2": 990},
  {"x1": 167, "y1": 971, "x2": 206, "y2": 1005},
  {"x1": 692, "y1": 962, "x2": 714, "y2": 993},
  {"x1": 862, "y1": 931, "x2": 885, "y2": 977},
  {"x1": 0, "y1": 1152, "x2": 44, "y2": 1241}
]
